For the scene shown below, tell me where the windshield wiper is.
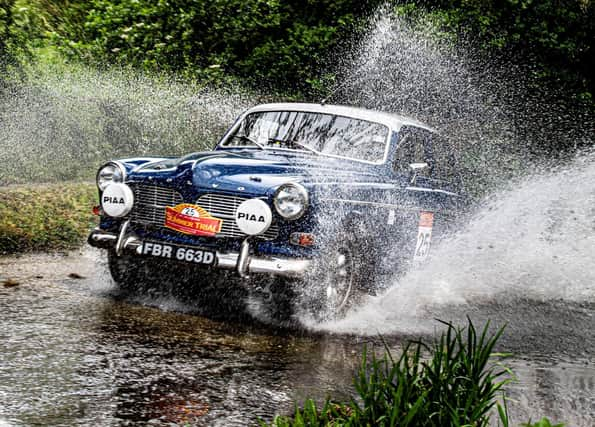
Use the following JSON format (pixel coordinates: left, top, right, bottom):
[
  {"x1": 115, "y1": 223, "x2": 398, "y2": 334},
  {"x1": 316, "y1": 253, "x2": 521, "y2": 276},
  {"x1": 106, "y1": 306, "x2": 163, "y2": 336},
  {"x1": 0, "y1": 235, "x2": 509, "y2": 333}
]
[
  {"x1": 290, "y1": 140, "x2": 321, "y2": 156},
  {"x1": 236, "y1": 134, "x2": 265, "y2": 150}
]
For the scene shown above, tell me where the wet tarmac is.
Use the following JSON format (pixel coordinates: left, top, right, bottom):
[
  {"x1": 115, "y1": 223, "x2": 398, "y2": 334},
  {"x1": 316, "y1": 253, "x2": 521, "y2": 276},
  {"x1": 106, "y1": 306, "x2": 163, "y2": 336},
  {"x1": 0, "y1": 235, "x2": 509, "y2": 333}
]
[{"x1": 1, "y1": 250, "x2": 593, "y2": 426}]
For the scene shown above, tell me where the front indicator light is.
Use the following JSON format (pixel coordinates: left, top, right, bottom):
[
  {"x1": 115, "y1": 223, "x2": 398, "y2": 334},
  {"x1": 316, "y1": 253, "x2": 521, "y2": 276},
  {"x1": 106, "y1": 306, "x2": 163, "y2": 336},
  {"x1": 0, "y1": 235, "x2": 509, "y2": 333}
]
[{"x1": 290, "y1": 232, "x2": 316, "y2": 247}]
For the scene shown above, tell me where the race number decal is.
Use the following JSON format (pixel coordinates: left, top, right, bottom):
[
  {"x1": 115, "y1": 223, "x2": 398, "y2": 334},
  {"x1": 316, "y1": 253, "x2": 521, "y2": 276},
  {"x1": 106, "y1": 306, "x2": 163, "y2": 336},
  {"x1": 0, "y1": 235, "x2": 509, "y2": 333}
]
[
  {"x1": 413, "y1": 211, "x2": 434, "y2": 261},
  {"x1": 164, "y1": 203, "x2": 223, "y2": 237}
]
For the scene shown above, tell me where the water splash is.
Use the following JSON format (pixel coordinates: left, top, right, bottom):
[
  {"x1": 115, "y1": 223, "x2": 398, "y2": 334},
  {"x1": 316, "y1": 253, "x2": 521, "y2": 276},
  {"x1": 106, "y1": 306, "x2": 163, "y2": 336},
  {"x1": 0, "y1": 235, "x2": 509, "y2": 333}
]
[
  {"x1": 319, "y1": 152, "x2": 595, "y2": 335},
  {"x1": 334, "y1": 7, "x2": 591, "y2": 194},
  {"x1": 303, "y1": 7, "x2": 594, "y2": 333},
  {"x1": 0, "y1": 64, "x2": 257, "y2": 185}
]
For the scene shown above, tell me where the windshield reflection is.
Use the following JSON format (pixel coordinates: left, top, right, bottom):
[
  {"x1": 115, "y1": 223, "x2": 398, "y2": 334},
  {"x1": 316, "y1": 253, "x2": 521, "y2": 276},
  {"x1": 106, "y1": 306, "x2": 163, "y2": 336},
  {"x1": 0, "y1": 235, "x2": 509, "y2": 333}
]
[{"x1": 224, "y1": 111, "x2": 389, "y2": 163}]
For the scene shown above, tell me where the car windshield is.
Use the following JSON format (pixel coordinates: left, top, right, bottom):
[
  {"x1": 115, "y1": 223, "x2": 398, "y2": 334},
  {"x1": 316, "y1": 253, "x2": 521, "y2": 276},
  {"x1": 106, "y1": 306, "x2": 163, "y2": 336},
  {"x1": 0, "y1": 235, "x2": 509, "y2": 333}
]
[{"x1": 223, "y1": 111, "x2": 389, "y2": 163}]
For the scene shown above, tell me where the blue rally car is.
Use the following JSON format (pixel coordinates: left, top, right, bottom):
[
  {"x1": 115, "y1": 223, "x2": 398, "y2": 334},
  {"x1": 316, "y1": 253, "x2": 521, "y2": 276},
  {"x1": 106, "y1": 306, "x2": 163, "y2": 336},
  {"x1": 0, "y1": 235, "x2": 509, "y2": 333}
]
[{"x1": 88, "y1": 103, "x2": 464, "y2": 317}]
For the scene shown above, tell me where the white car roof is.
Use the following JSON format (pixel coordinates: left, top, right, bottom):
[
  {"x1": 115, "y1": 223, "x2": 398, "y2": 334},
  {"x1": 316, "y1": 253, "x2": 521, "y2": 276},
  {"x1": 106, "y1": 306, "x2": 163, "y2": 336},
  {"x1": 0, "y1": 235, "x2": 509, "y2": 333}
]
[{"x1": 244, "y1": 102, "x2": 436, "y2": 133}]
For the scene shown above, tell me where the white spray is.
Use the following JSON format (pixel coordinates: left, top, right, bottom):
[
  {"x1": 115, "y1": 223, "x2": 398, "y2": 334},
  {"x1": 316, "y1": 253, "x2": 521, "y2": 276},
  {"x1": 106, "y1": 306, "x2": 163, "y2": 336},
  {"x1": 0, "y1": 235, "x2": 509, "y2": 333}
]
[
  {"x1": 319, "y1": 152, "x2": 595, "y2": 334},
  {"x1": 306, "y1": 7, "x2": 594, "y2": 333}
]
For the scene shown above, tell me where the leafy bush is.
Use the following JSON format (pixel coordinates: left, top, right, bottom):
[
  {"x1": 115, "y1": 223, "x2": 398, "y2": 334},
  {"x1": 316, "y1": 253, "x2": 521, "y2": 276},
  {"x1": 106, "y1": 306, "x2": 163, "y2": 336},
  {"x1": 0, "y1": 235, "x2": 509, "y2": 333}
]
[
  {"x1": 266, "y1": 319, "x2": 563, "y2": 426},
  {"x1": 0, "y1": 0, "x2": 17, "y2": 75},
  {"x1": 2, "y1": 1, "x2": 593, "y2": 103},
  {"x1": 394, "y1": 1, "x2": 594, "y2": 104},
  {"x1": 37, "y1": 0, "x2": 381, "y2": 95}
]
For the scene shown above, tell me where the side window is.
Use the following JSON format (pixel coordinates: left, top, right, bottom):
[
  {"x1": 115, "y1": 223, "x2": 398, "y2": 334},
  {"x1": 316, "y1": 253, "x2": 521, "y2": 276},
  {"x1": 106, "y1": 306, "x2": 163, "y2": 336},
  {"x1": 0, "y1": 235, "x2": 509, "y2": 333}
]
[{"x1": 395, "y1": 128, "x2": 461, "y2": 190}]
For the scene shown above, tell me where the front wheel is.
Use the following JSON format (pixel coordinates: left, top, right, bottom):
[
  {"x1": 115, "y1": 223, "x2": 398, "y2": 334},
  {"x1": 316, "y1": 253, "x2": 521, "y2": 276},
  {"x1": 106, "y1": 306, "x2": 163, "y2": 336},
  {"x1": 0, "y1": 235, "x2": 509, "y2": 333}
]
[
  {"x1": 107, "y1": 250, "x2": 171, "y2": 293},
  {"x1": 245, "y1": 276, "x2": 296, "y2": 324},
  {"x1": 298, "y1": 238, "x2": 372, "y2": 321},
  {"x1": 107, "y1": 249, "x2": 144, "y2": 290},
  {"x1": 320, "y1": 244, "x2": 357, "y2": 314}
]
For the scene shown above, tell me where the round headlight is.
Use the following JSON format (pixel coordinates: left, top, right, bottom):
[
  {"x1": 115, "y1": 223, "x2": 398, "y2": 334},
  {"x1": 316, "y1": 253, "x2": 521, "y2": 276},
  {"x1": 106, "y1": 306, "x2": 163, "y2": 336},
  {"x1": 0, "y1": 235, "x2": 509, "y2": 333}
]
[
  {"x1": 274, "y1": 183, "x2": 309, "y2": 220},
  {"x1": 96, "y1": 162, "x2": 125, "y2": 191}
]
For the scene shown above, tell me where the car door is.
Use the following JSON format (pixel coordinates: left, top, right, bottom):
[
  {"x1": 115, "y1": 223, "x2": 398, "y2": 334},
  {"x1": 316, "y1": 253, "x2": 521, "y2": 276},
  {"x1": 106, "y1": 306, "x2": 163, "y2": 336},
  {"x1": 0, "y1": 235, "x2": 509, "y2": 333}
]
[
  {"x1": 393, "y1": 126, "x2": 462, "y2": 192},
  {"x1": 381, "y1": 127, "x2": 460, "y2": 272}
]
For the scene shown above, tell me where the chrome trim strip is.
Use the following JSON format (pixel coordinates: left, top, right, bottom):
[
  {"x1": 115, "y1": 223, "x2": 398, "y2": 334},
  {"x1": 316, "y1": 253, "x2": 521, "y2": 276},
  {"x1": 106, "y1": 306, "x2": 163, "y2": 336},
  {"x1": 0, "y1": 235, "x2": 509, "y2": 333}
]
[
  {"x1": 310, "y1": 182, "x2": 398, "y2": 189},
  {"x1": 405, "y1": 186, "x2": 459, "y2": 197},
  {"x1": 249, "y1": 257, "x2": 311, "y2": 276},
  {"x1": 319, "y1": 198, "x2": 420, "y2": 211},
  {"x1": 90, "y1": 232, "x2": 117, "y2": 243},
  {"x1": 321, "y1": 187, "x2": 458, "y2": 208}
]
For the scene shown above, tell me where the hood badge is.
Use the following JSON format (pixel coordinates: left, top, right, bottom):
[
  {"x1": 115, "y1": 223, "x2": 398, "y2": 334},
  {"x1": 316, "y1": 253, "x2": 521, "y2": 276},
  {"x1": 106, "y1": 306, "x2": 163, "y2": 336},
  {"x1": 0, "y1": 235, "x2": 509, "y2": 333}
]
[
  {"x1": 212, "y1": 183, "x2": 219, "y2": 188},
  {"x1": 237, "y1": 186, "x2": 245, "y2": 191}
]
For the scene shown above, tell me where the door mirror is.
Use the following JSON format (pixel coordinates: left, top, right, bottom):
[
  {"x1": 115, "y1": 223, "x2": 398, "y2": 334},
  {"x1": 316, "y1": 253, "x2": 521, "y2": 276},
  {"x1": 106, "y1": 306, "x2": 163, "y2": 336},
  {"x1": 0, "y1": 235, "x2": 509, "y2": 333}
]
[
  {"x1": 409, "y1": 162, "x2": 429, "y2": 172},
  {"x1": 409, "y1": 162, "x2": 429, "y2": 185}
]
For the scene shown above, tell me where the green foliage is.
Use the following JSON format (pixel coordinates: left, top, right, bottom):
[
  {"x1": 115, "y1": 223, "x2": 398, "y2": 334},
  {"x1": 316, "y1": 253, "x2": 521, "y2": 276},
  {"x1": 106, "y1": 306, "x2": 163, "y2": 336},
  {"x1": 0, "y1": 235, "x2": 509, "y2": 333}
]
[
  {"x1": 0, "y1": 183, "x2": 97, "y2": 253},
  {"x1": 394, "y1": 1, "x2": 594, "y2": 103},
  {"x1": 266, "y1": 400, "x2": 353, "y2": 427},
  {"x1": 268, "y1": 319, "x2": 518, "y2": 426},
  {"x1": 0, "y1": 1, "x2": 11, "y2": 47},
  {"x1": 0, "y1": 0, "x2": 16, "y2": 67},
  {"x1": 1, "y1": 1, "x2": 50, "y2": 63},
  {"x1": 3, "y1": 1, "x2": 593, "y2": 102},
  {"x1": 267, "y1": 319, "x2": 564, "y2": 426},
  {"x1": 38, "y1": 0, "x2": 380, "y2": 95}
]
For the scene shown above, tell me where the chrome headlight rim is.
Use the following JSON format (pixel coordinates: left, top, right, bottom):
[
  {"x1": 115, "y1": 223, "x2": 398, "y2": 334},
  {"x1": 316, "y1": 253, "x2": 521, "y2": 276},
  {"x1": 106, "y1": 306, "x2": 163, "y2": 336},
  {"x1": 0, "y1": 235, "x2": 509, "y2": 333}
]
[
  {"x1": 273, "y1": 183, "x2": 309, "y2": 221},
  {"x1": 96, "y1": 161, "x2": 126, "y2": 191}
]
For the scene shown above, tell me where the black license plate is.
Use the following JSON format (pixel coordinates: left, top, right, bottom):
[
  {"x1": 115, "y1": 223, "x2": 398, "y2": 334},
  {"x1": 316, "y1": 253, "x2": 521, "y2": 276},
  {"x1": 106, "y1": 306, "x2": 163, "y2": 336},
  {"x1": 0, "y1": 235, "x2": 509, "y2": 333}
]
[{"x1": 139, "y1": 241, "x2": 216, "y2": 265}]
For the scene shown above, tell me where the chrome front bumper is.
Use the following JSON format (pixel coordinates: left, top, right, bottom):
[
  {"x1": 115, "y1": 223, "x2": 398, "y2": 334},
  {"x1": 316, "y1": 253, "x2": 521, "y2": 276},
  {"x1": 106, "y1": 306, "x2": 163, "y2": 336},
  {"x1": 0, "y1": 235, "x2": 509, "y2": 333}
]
[{"x1": 88, "y1": 224, "x2": 311, "y2": 279}]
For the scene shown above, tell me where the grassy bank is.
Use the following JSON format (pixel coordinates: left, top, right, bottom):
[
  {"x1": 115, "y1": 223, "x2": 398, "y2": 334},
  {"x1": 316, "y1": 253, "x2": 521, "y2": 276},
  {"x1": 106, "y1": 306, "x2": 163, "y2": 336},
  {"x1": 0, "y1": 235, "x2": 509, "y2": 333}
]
[{"x1": 0, "y1": 182, "x2": 97, "y2": 254}]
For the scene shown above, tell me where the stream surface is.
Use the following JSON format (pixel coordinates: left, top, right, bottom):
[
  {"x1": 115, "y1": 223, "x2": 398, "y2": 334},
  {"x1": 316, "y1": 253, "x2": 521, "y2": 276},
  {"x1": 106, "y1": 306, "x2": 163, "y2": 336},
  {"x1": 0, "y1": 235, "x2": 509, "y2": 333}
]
[{"x1": 1, "y1": 249, "x2": 594, "y2": 426}]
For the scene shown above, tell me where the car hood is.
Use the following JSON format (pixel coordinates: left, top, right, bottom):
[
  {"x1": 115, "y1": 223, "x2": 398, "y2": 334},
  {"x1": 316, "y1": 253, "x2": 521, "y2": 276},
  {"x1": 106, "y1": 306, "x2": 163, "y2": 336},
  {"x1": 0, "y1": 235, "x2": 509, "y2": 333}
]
[{"x1": 128, "y1": 149, "x2": 385, "y2": 196}]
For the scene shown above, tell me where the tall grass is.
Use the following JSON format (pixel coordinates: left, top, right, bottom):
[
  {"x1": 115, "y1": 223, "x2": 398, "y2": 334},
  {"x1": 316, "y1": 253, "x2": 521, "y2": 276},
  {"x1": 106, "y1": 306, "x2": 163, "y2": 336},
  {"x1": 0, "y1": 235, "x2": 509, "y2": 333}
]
[{"x1": 267, "y1": 318, "x2": 563, "y2": 427}]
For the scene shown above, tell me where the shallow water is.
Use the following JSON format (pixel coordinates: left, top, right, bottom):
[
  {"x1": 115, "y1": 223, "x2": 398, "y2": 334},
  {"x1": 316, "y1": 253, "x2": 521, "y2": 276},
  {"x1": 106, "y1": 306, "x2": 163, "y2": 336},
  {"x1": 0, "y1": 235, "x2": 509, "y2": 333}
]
[{"x1": 0, "y1": 250, "x2": 593, "y2": 426}]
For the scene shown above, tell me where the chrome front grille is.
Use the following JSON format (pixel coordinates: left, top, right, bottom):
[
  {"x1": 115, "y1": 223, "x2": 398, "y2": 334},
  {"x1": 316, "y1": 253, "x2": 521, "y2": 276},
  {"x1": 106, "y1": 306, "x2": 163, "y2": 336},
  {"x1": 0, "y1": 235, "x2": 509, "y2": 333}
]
[
  {"x1": 130, "y1": 184, "x2": 183, "y2": 225},
  {"x1": 197, "y1": 193, "x2": 249, "y2": 218},
  {"x1": 129, "y1": 184, "x2": 278, "y2": 240},
  {"x1": 196, "y1": 194, "x2": 279, "y2": 239}
]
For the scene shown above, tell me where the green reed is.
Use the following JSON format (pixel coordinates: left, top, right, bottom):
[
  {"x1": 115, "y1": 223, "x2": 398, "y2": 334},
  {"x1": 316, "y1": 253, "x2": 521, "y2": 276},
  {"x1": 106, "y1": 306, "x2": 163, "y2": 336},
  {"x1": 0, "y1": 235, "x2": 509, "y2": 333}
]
[{"x1": 267, "y1": 318, "x2": 563, "y2": 427}]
